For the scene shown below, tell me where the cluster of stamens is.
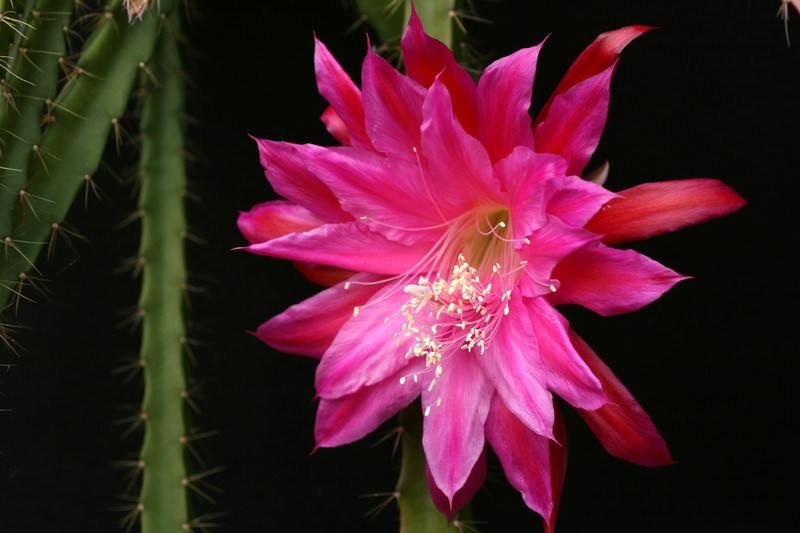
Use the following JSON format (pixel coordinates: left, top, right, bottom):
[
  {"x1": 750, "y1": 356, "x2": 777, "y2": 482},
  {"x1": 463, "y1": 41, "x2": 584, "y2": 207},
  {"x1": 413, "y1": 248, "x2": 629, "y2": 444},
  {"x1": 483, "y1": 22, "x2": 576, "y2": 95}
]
[{"x1": 395, "y1": 254, "x2": 522, "y2": 415}]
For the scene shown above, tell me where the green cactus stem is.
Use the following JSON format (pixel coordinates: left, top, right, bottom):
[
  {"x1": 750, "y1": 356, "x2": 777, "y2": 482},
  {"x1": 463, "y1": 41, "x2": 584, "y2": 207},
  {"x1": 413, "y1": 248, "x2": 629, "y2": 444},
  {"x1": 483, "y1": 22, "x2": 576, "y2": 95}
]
[
  {"x1": 351, "y1": 0, "x2": 464, "y2": 59},
  {"x1": 135, "y1": 7, "x2": 194, "y2": 531},
  {"x1": 403, "y1": 0, "x2": 463, "y2": 58},
  {"x1": 0, "y1": 0, "x2": 71, "y2": 255},
  {"x1": 0, "y1": 0, "x2": 172, "y2": 320}
]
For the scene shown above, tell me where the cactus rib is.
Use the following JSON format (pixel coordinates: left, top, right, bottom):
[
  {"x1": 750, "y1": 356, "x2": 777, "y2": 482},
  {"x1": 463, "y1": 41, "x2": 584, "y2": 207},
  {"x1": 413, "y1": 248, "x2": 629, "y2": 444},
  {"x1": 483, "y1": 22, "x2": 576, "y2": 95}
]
[{"x1": 135, "y1": 6, "x2": 193, "y2": 532}]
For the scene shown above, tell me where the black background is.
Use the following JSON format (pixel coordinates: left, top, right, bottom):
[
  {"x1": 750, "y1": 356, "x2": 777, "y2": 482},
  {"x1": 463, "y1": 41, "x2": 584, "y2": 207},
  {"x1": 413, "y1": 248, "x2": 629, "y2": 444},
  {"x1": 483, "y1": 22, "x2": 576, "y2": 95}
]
[{"x1": 1, "y1": 0, "x2": 797, "y2": 531}]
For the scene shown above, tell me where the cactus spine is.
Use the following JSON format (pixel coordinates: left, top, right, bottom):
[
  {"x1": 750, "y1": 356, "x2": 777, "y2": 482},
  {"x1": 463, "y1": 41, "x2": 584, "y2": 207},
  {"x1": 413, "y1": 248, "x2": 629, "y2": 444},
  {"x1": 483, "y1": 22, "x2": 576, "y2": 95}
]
[{"x1": 136, "y1": 7, "x2": 194, "y2": 531}]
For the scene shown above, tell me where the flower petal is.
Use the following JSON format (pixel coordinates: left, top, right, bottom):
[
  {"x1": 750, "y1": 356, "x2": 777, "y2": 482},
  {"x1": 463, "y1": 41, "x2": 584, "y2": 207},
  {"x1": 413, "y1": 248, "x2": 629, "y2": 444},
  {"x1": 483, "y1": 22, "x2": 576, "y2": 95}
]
[
  {"x1": 518, "y1": 217, "x2": 599, "y2": 297},
  {"x1": 485, "y1": 394, "x2": 566, "y2": 528},
  {"x1": 420, "y1": 78, "x2": 500, "y2": 212},
  {"x1": 477, "y1": 41, "x2": 544, "y2": 163},
  {"x1": 474, "y1": 297, "x2": 554, "y2": 438},
  {"x1": 315, "y1": 358, "x2": 425, "y2": 448},
  {"x1": 534, "y1": 64, "x2": 615, "y2": 177},
  {"x1": 547, "y1": 174, "x2": 619, "y2": 228},
  {"x1": 524, "y1": 297, "x2": 607, "y2": 410},
  {"x1": 237, "y1": 200, "x2": 326, "y2": 244},
  {"x1": 300, "y1": 144, "x2": 446, "y2": 244},
  {"x1": 401, "y1": 6, "x2": 479, "y2": 137},
  {"x1": 244, "y1": 221, "x2": 431, "y2": 275},
  {"x1": 362, "y1": 42, "x2": 426, "y2": 161},
  {"x1": 254, "y1": 138, "x2": 352, "y2": 223},
  {"x1": 254, "y1": 273, "x2": 384, "y2": 358},
  {"x1": 535, "y1": 26, "x2": 653, "y2": 129},
  {"x1": 569, "y1": 330, "x2": 674, "y2": 466},
  {"x1": 494, "y1": 147, "x2": 566, "y2": 240},
  {"x1": 320, "y1": 105, "x2": 350, "y2": 145},
  {"x1": 549, "y1": 244, "x2": 688, "y2": 316},
  {"x1": 314, "y1": 37, "x2": 373, "y2": 150},
  {"x1": 422, "y1": 349, "x2": 493, "y2": 503},
  {"x1": 585, "y1": 178, "x2": 746, "y2": 246},
  {"x1": 291, "y1": 262, "x2": 355, "y2": 288},
  {"x1": 426, "y1": 444, "x2": 487, "y2": 519},
  {"x1": 315, "y1": 286, "x2": 415, "y2": 399}
]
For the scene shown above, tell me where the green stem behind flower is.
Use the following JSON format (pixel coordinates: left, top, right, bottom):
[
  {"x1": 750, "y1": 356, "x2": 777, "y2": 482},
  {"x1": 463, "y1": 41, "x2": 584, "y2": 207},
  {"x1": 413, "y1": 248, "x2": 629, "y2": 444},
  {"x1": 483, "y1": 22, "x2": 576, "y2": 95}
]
[
  {"x1": 137, "y1": 7, "x2": 193, "y2": 531},
  {"x1": 397, "y1": 404, "x2": 461, "y2": 533}
]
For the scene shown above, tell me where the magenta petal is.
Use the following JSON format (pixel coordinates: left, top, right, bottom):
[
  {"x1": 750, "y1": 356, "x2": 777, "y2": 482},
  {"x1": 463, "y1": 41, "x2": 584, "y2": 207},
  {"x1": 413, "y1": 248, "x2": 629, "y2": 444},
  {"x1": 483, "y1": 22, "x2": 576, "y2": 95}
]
[
  {"x1": 420, "y1": 78, "x2": 499, "y2": 212},
  {"x1": 585, "y1": 178, "x2": 746, "y2": 246},
  {"x1": 569, "y1": 330, "x2": 674, "y2": 466},
  {"x1": 237, "y1": 200, "x2": 326, "y2": 244},
  {"x1": 477, "y1": 42, "x2": 543, "y2": 163},
  {"x1": 315, "y1": 358, "x2": 425, "y2": 448},
  {"x1": 314, "y1": 37, "x2": 373, "y2": 150},
  {"x1": 549, "y1": 244, "x2": 688, "y2": 316},
  {"x1": 315, "y1": 287, "x2": 416, "y2": 399},
  {"x1": 301, "y1": 144, "x2": 445, "y2": 244},
  {"x1": 362, "y1": 43, "x2": 426, "y2": 161},
  {"x1": 518, "y1": 217, "x2": 599, "y2": 297},
  {"x1": 254, "y1": 273, "x2": 384, "y2": 358},
  {"x1": 401, "y1": 7, "x2": 479, "y2": 137},
  {"x1": 474, "y1": 297, "x2": 554, "y2": 438},
  {"x1": 425, "y1": 444, "x2": 487, "y2": 519},
  {"x1": 494, "y1": 147, "x2": 566, "y2": 240},
  {"x1": 524, "y1": 297, "x2": 607, "y2": 410},
  {"x1": 547, "y1": 174, "x2": 619, "y2": 228},
  {"x1": 534, "y1": 64, "x2": 615, "y2": 177},
  {"x1": 485, "y1": 394, "x2": 563, "y2": 526},
  {"x1": 254, "y1": 138, "x2": 351, "y2": 223},
  {"x1": 320, "y1": 106, "x2": 350, "y2": 145},
  {"x1": 535, "y1": 26, "x2": 653, "y2": 128},
  {"x1": 422, "y1": 349, "x2": 493, "y2": 503},
  {"x1": 245, "y1": 221, "x2": 431, "y2": 275}
]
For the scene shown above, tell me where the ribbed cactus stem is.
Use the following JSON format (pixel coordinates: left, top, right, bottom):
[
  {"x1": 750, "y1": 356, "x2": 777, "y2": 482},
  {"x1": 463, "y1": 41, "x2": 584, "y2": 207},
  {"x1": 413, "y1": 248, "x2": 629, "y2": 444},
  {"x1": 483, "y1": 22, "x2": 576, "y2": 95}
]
[
  {"x1": 136, "y1": 8, "x2": 192, "y2": 532},
  {"x1": 0, "y1": 0, "x2": 172, "y2": 317},
  {"x1": 397, "y1": 404, "x2": 460, "y2": 533},
  {"x1": 0, "y1": 0, "x2": 70, "y2": 247}
]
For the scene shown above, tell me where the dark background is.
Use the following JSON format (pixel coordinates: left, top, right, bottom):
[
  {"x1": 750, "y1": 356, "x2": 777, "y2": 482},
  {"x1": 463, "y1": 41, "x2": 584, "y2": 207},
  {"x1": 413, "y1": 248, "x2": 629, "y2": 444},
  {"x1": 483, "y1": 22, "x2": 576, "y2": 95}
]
[{"x1": 1, "y1": 0, "x2": 797, "y2": 531}]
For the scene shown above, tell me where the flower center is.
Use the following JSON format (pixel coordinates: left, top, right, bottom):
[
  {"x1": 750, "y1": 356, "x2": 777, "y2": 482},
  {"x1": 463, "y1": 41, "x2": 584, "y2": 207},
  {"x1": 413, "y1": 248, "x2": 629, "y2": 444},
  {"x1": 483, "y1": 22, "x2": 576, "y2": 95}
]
[{"x1": 396, "y1": 207, "x2": 526, "y2": 416}]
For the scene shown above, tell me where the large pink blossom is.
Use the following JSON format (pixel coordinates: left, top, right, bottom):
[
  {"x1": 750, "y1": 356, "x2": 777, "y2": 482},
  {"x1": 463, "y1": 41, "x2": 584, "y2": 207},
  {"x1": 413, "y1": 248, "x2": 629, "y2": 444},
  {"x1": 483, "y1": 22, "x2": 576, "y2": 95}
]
[{"x1": 238, "y1": 11, "x2": 744, "y2": 529}]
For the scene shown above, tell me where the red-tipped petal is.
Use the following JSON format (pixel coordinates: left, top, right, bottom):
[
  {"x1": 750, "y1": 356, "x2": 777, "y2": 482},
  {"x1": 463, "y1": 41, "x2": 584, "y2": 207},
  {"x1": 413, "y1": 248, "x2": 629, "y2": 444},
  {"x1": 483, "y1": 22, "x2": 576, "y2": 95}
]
[
  {"x1": 401, "y1": 6, "x2": 479, "y2": 137},
  {"x1": 585, "y1": 178, "x2": 746, "y2": 246},
  {"x1": 534, "y1": 64, "x2": 615, "y2": 177},
  {"x1": 570, "y1": 330, "x2": 674, "y2": 467},
  {"x1": 535, "y1": 26, "x2": 654, "y2": 128}
]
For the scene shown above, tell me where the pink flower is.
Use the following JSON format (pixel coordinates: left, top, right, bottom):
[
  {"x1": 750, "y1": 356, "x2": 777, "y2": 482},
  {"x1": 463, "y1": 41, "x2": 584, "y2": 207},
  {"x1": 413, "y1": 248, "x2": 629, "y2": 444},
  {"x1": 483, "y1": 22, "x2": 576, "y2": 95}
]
[{"x1": 239, "y1": 11, "x2": 744, "y2": 529}]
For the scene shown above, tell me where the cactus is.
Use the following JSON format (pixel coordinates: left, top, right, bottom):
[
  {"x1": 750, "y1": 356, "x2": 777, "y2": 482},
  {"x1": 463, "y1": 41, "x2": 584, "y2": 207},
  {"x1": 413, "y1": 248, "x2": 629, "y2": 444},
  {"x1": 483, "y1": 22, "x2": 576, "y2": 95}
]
[
  {"x1": 2, "y1": 1, "x2": 200, "y2": 530},
  {"x1": 134, "y1": 6, "x2": 197, "y2": 532},
  {"x1": 352, "y1": 0, "x2": 465, "y2": 59},
  {"x1": 1, "y1": 0, "x2": 163, "y2": 316}
]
